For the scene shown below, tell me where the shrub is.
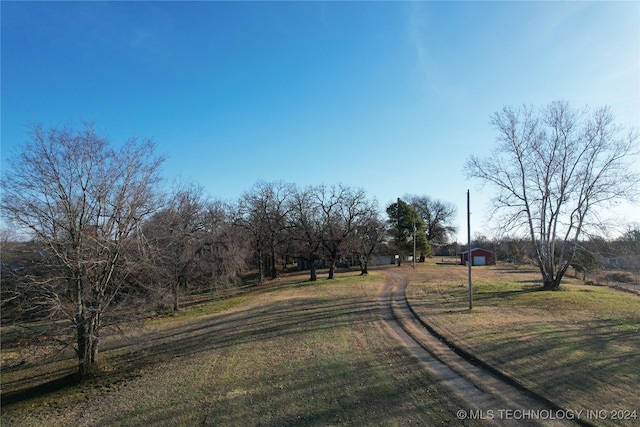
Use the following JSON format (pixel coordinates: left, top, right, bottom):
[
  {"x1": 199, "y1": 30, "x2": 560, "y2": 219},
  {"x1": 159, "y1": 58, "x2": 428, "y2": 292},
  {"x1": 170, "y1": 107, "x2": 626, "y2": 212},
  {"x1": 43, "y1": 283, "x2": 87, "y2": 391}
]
[{"x1": 604, "y1": 272, "x2": 635, "y2": 283}]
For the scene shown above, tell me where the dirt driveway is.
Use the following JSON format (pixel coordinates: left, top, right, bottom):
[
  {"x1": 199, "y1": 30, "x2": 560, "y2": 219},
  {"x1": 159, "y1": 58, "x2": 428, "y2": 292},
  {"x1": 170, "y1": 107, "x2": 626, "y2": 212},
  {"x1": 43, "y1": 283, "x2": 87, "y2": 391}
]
[{"x1": 380, "y1": 268, "x2": 585, "y2": 427}]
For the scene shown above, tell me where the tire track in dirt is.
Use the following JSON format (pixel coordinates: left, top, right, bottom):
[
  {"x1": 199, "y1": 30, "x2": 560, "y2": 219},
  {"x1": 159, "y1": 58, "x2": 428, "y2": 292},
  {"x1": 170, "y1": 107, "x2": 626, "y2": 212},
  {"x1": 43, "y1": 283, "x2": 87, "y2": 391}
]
[{"x1": 380, "y1": 269, "x2": 589, "y2": 427}]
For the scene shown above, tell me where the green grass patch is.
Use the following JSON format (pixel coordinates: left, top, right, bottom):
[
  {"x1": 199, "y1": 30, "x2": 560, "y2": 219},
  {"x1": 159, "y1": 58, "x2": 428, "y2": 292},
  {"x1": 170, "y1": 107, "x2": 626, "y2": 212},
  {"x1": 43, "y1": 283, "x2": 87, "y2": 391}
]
[{"x1": 146, "y1": 293, "x2": 254, "y2": 325}]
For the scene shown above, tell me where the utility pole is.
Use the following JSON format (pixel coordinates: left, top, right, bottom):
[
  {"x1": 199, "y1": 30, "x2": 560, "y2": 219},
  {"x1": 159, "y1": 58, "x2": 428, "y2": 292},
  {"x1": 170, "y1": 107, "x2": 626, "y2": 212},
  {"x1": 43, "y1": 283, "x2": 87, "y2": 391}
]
[
  {"x1": 467, "y1": 190, "x2": 473, "y2": 310},
  {"x1": 397, "y1": 198, "x2": 401, "y2": 266},
  {"x1": 413, "y1": 222, "x2": 416, "y2": 269}
]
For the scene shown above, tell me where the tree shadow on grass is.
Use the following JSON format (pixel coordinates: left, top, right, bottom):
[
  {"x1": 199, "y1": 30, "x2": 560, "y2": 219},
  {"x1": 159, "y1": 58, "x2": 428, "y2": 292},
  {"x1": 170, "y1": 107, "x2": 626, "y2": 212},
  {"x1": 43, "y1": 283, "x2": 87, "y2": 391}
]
[
  {"x1": 1, "y1": 373, "x2": 79, "y2": 405},
  {"x1": 494, "y1": 268, "x2": 539, "y2": 274},
  {"x1": 477, "y1": 317, "x2": 640, "y2": 408},
  {"x1": 83, "y1": 342, "x2": 466, "y2": 426},
  {"x1": 471, "y1": 286, "x2": 543, "y2": 301},
  {"x1": 1, "y1": 292, "x2": 382, "y2": 407}
]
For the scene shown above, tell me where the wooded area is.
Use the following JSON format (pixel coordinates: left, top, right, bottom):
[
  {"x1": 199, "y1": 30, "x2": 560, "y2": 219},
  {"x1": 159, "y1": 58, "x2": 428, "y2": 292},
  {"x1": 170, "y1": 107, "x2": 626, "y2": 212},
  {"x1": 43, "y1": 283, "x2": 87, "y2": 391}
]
[{"x1": 0, "y1": 123, "x2": 459, "y2": 377}]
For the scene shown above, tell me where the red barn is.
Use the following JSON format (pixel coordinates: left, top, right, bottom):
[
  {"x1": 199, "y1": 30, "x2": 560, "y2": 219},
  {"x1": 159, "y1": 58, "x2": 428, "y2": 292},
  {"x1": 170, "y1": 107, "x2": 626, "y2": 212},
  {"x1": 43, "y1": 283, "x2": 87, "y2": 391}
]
[{"x1": 459, "y1": 248, "x2": 496, "y2": 266}]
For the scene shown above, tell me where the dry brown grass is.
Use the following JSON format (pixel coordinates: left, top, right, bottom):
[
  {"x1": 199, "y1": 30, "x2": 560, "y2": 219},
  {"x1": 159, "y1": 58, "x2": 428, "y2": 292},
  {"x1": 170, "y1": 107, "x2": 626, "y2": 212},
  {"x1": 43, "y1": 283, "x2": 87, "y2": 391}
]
[
  {"x1": 405, "y1": 261, "x2": 640, "y2": 427},
  {"x1": 1, "y1": 268, "x2": 484, "y2": 426},
  {"x1": 4, "y1": 263, "x2": 639, "y2": 426}
]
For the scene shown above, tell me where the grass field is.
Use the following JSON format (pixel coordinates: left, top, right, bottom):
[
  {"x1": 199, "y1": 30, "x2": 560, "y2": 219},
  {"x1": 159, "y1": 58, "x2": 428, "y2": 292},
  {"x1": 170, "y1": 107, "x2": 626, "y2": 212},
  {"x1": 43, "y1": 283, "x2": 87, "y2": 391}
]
[
  {"x1": 2, "y1": 263, "x2": 639, "y2": 426},
  {"x1": 404, "y1": 262, "x2": 640, "y2": 426},
  {"x1": 1, "y1": 270, "x2": 483, "y2": 427}
]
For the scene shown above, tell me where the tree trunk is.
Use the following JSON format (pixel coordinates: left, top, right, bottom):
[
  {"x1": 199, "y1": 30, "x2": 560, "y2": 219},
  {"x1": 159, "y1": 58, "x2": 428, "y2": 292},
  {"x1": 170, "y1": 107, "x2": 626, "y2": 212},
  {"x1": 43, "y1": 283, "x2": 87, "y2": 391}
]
[
  {"x1": 360, "y1": 260, "x2": 369, "y2": 275},
  {"x1": 77, "y1": 320, "x2": 89, "y2": 377},
  {"x1": 89, "y1": 312, "x2": 100, "y2": 370},
  {"x1": 256, "y1": 243, "x2": 265, "y2": 285},
  {"x1": 542, "y1": 277, "x2": 560, "y2": 290},
  {"x1": 172, "y1": 280, "x2": 179, "y2": 313},
  {"x1": 172, "y1": 275, "x2": 185, "y2": 313},
  {"x1": 310, "y1": 262, "x2": 317, "y2": 281},
  {"x1": 327, "y1": 246, "x2": 339, "y2": 279},
  {"x1": 74, "y1": 276, "x2": 99, "y2": 378},
  {"x1": 328, "y1": 261, "x2": 335, "y2": 279},
  {"x1": 270, "y1": 246, "x2": 277, "y2": 280},
  {"x1": 76, "y1": 313, "x2": 100, "y2": 378}
]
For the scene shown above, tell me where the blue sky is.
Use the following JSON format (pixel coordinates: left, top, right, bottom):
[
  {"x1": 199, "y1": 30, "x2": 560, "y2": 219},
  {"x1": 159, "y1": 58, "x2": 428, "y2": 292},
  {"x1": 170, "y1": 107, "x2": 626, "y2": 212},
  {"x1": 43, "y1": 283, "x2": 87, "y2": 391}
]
[{"x1": 2, "y1": 1, "x2": 639, "y2": 241}]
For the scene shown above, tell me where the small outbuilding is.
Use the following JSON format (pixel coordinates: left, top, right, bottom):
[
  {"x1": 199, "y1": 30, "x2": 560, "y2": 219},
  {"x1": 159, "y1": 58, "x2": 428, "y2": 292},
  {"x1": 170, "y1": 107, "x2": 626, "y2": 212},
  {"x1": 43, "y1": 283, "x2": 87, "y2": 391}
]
[{"x1": 459, "y1": 248, "x2": 496, "y2": 266}]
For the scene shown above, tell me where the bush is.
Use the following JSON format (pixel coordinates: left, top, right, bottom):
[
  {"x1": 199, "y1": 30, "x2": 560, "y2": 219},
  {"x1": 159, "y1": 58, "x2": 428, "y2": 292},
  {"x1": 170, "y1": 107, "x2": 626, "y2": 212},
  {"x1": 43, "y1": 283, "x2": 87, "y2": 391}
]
[{"x1": 604, "y1": 272, "x2": 635, "y2": 283}]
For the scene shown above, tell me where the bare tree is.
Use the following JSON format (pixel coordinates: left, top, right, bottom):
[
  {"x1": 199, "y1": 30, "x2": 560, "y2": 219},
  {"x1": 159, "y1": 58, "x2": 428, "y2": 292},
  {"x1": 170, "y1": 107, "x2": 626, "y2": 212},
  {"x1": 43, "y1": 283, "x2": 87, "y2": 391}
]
[
  {"x1": 235, "y1": 181, "x2": 293, "y2": 283},
  {"x1": 197, "y1": 200, "x2": 249, "y2": 293},
  {"x1": 143, "y1": 184, "x2": 206, "y2": 312},
  {"x1": 346, "y1": 212, "x2": 386, "y2": 275},
  {"x1": 316, "y1": 184, "x2": 376, "y2": 279},
  {"x1": 466, "y1": 101, "x2": 639, "y2": 289},
  {"x1": 405, "y1": 195, "x2": 457, "y2": 245},
  {"x1": 1, "y1": 239, "x2": 52, "y2": 324},
  {"x1": 616, "y1": 223, "x2": 640, "y2": 284},
  {"x1": 144, "y1": 189, "x2": 249, "y2": 311},
  {"x1": 289, "y1": 185, "x2": 323, "y2": 281},
  {"x1": 1, "y1": 123, "x2": 163, "y2": 377},
  {"x1": 570, "y1": 240, "x2": 603, "y2": 280}
]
